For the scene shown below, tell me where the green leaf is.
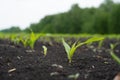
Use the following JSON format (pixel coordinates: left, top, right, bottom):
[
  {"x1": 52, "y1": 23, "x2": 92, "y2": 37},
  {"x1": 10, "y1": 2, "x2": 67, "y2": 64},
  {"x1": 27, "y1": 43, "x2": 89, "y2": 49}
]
[
  {"x1": 110, "y1": 43, "x2": 120, "y2": 64},
  {"x1": 84, "y1": 37, "x2": 104, "y2": 44},
  {"x1": 76, "y1": 42, "x2": 84, "y2": 48},
  {"x1": 62, "y1": 37, "x2": 104, "y2": 63},
  {"x1": 29, "y1": 30, "x2": 38, "y2": 49},
  {"x1": 69, "y1": 42, "x2": 77, "y2": 59},
  {"x1": 110, "y1": 44, "x2": 115, "y2": 50},
  {"x1": 110, "y1": 51, "x2": 120, "y2": 64},
  {"x1": 62, "y1": 38, "x2": 71, "y2": 59}
]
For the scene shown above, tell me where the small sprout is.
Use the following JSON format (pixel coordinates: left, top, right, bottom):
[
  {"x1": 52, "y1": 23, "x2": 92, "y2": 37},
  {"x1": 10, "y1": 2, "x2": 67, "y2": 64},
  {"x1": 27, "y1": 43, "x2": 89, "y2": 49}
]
[
  {"x1": 62, "y1": 37, "x2": 104, "y2": 63},
  {"x1": 10, "y1": 34, "x2": 16, "y2": 41},
  {"x1": 68, "y1": 73, "x2": 80, "y2": 80},
  {"x1": 110, "y1": 44, "x2": 115, "y2": 50},
  {"x1": 10, "y1": 34, "x2": 20, "y2": 44},
  {"x1": 98, "y1": 40, "x2": 103, "y2": 49},
  {"x1": 42, "y1": 45, "x2": 47, "y2": 56},
  {"x1": 27, "y1": 28, "x2": 39, "y2": 49},
  {"x1": 20, "y1": 37, "x2": 29, "y2": 47},
  {"x1": 62, "y1": 38, "x2": 80, "y2": 63},
  {"x1": 29, "y1": 31, "x2": 37, "y2": 49},
  {"x1": 110, "y1": 44, "x2": 120, "y2": 64}
]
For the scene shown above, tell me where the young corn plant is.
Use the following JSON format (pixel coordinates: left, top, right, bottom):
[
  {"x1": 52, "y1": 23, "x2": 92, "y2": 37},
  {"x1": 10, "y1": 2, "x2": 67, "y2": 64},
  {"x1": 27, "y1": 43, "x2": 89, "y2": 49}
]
[
  {"x1": 29, "y1": 31, "x2": 36, "y2": 49},
  {"x1": 110, "y1": 44, "x2": 120, "y2": 64},
  {"x1": 98, "y1": 40, "x2": 103, "y2": 48},
  {"x1": 29, "y1": 30, "x2": 39, "y2": 49},
  {"x1": 62, "y1": 37, "x2": 104, "y2": 63},
  {"x1": 20, "y1": 36, "x2": 29, "y2": 48},
  {"x1": 19, "y1": 30, "x2": 39, "y2": 49},
  {"x1": 10, "y1": 34, "x2": 20, "y2": 45}
]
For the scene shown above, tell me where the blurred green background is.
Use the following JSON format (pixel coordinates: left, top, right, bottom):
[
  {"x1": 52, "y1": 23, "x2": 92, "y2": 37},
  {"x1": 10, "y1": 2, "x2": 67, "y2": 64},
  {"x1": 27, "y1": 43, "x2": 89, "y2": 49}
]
[{"x1": 1, "y1": 0, "x2": 120, "y2": 34}]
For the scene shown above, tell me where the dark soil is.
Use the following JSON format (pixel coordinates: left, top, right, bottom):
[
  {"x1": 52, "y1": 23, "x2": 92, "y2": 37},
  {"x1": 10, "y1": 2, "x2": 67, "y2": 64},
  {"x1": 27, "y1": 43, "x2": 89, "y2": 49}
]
[{"x1": 0, "y1": 38, "x2": 120, "y2": 80}]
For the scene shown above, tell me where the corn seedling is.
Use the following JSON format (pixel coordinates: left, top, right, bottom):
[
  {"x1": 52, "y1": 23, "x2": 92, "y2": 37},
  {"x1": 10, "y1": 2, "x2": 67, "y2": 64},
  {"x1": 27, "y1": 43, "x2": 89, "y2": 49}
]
[
  {"x1": 110, "y1": 44, "x2": 120, "y2": 64},
  {"x1": 29, "y1": 29, "x2": 39, "y2": 49},
  {"x1": 62, "y1": 37, "x2": 104, "y2": 63},
  {"x1": 42, "y1": 45, "x2": 47, "y2": 56},
  {"x1": 10, "y1": 34, "x2": 16, "y2": 42},
  {"x1": 10, "y1": 34, "x2": 20, "y2": 44},
  {"x1": 98, "y1": 40, "x2": 103, "y2": 49},
  {"x1": 29, "y1": 31, "x2": 36, "y2": 49},
  {"x1": 20, "y1": 36, "x2": 29, "y2": 48}
]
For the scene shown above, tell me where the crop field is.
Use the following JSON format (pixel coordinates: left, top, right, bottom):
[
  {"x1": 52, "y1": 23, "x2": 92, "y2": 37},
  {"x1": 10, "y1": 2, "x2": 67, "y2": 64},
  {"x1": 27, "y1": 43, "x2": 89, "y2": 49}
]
[{"x1": 0, "y1": 33, "x2": 120, "y2": 80}]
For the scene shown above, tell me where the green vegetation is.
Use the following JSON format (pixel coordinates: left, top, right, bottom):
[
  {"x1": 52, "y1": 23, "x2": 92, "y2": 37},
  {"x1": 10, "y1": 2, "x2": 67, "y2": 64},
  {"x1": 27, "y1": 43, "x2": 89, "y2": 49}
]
[
  {"x1": 29, "y1": 31, "x2": 39, "y2": 49},
  {"x1": 1, "y1": 26, "x2": 21, "y2": 33},
  {"x1": 20, "y1": 36, "x2": 29, "y2": 48},
  {"x1": 18, "y1": 30, "x2": 39, "y2": 49},
  {"x1": 1, "y1": 32, "x2": 120, "y2": 65},
  {"x1": 62, "y1": 37, "x2": 104, "y2": 63},
  {"x1": 98, "y1": 40, "x2": 104, "y2": 49},
  {"x1": 10, "y1": 34, "x2": 21, "y2": 44},
  {"x1": 110, "y1": 44, "x2": 120, "y2": 64},
  {"x1": 0, "y1": 0, "x2": 120, "y2": 34},
  {"x1": 1, "y1": 31, "x2": 39, "y2": 49}
]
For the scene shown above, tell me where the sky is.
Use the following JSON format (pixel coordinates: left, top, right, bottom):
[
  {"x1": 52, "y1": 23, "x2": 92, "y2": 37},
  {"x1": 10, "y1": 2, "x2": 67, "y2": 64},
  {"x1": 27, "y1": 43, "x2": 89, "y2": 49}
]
[{"x1": 0, "y1": 0, "x2": 116, "y2": 30}]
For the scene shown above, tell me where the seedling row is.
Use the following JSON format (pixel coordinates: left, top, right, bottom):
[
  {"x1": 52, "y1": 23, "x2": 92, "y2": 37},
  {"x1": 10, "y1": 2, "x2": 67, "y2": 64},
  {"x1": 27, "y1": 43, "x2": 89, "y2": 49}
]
[{"x1": 0, "y1": 33, "x2": 120, "y2": 64}]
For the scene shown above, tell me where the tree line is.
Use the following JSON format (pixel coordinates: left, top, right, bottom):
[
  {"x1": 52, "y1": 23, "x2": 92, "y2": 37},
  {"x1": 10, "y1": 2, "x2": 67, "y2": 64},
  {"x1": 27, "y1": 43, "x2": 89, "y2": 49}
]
[{"x1": 1, "y1": 0, "x2": 120, "y2": 34}]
